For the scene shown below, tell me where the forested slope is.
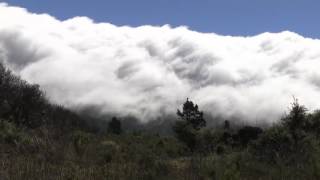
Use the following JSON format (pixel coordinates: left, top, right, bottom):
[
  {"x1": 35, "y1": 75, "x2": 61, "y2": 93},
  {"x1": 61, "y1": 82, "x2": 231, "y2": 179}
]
[{"x1": 2, "y1": 62, "x2": 320, "y2": 180}]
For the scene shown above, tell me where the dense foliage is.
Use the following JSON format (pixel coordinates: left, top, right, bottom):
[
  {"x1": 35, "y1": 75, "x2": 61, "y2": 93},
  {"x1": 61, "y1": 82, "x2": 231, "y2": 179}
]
[
  {"x1": 173, "y1": 98, "x2": 206, "y2": 152},
  {"x1": 2, "y1": 62, "x2": 320, "y2": 179}
]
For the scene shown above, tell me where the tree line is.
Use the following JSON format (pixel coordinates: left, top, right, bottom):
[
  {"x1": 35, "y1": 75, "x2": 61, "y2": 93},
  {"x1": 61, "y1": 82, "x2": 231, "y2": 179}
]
[{"x1": 2, "y1": 61, "x2": 320, "y2": 179}]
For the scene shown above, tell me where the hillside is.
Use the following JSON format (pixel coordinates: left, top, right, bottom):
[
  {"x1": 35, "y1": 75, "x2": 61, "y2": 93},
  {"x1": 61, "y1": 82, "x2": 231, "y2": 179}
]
[{"x1": 2, "y1": 62, "x2": 320, "y2": 180}]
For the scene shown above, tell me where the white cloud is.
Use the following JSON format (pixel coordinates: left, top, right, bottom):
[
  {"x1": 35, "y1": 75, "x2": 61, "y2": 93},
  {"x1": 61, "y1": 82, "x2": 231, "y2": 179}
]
[{"x1": 1, "y1": 3, "x2": 320, "y2": 124}]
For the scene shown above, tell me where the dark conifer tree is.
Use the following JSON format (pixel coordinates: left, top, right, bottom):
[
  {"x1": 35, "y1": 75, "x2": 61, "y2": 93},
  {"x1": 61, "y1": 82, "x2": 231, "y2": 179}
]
[
  {"x1": 176, "y1": 98, "x2": 206, "y2": 130},
  {"x1": 108, "y1": 117, "x2": 122, "y2": 135},
  {"x1": 173, "y1": 98, "x2": 206, "y2": 152}
]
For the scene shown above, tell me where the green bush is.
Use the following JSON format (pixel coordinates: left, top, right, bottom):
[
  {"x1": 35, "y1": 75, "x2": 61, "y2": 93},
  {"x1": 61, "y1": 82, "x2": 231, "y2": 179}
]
[{"x1": 0, "y1": 119, "x2": 23, "y2": 144}]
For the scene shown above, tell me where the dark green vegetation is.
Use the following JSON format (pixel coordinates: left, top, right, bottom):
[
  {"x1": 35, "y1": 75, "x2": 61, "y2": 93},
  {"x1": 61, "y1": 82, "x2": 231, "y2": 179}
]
[{"x1": 2, "y1": 62, "x2": 320, "y2": 180}]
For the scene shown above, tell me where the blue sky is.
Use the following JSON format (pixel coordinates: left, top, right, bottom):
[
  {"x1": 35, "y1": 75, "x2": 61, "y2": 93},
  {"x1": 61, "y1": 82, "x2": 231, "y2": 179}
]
[{"x1": 3, "y1": 0, "x2": 320, "y2": 38}]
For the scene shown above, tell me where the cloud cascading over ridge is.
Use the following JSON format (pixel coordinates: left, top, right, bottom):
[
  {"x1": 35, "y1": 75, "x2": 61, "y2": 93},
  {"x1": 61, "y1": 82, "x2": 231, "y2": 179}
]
[{"x1": 1, "y1": 3, "x2": 320, "y2": 124}]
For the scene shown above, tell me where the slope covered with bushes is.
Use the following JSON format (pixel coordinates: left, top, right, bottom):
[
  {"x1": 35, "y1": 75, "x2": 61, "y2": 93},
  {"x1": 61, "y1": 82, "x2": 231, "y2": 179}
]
[{"x1": 2, "y1": 62, "x2": 320, "y2": 180}]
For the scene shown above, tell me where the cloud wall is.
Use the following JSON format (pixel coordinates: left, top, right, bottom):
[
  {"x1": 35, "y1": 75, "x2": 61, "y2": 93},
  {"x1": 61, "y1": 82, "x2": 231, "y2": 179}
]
[{"x1": 1, "y1": 3, "x2": 320, "y2": 123}]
